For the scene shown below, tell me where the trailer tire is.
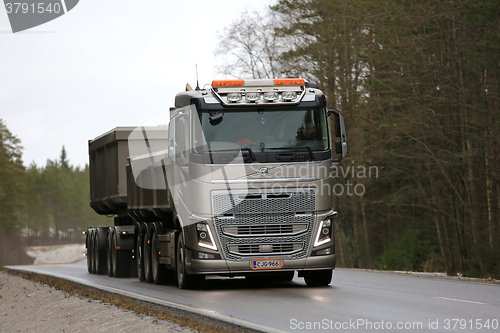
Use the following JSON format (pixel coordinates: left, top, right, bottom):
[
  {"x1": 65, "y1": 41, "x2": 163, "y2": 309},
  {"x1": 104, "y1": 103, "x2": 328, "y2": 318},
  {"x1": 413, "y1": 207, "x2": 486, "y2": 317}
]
[
  {"x1": 143, "y1": 233, "x2": 153, "y2": 283},
  {"x1": 107, "y1": 232, "x2": 114, "y2": 277},
  {"x1": 176, "y1": 233, "x2": 204, "y2": 289},
  {"x1": 94, "y1": 231, "x2": 107, "y2": 275},
  {"x1": 136, "y1": 233, "x2": 145, "y2": 282},
  {"x1": 303, "y1": 269, "x2": 332, "y2": 287},
  {"x1": 86, "y1": 232, "x2": 92, "y2": 274},
  {"x1": 151, "y1": 232, "x2": 167, "y2": 285}
]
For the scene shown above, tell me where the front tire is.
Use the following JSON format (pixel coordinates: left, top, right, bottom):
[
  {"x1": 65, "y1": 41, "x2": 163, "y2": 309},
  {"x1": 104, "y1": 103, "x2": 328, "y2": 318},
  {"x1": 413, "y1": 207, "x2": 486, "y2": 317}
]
[{"x1": 176, "y1": 233, "x2": 204, "y2": 289}]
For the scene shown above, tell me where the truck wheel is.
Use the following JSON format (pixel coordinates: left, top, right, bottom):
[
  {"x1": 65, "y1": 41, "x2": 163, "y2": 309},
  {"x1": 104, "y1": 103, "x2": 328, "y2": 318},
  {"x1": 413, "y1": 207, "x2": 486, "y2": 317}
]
[
  {"x1": 151, "y1": 232, "x2": 167, "y2": 285},
  {"x1": 143, "y1": 233, "x2": 153, "y2": 283},
  {"x1": 107, "y1": 232, "x2": 114, "y2": 277},
  {"x1": 176, "y1": 233, "x2": 204, "y2": 289},
  {"x1": 92, "y1": 232, "x2": 98, "y2": 274},
  {"x1": 86, "y1": 232, "x2": 92, "y2": 274},
  {"x1": 94, "y1": 230, "x2": 107, "y2": 275},
  {"x1": 136, "y1": 234, "x2": 145, "y2": 282},
  {"x1": 304, "y1": 269, "x2": 333, "y2": 287}
]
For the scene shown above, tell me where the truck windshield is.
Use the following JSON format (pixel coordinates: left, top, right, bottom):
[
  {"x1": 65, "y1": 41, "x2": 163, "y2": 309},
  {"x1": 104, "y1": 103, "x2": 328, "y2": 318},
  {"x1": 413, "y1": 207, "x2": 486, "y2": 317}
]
[{"x1": 194, "y1": 107, "x2": 329, "y2": 153}]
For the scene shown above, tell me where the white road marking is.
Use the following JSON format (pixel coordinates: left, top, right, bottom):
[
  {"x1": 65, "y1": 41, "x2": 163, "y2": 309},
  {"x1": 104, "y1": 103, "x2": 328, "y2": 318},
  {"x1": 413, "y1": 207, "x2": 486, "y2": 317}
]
[{"x1": 434, "y1": 297, "x2": 487, "y2": 305}]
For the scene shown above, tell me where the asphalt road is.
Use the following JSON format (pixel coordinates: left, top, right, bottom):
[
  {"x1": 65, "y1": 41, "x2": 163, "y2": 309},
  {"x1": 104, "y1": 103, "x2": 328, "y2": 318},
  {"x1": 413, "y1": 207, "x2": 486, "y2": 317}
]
[{"x1": 8, "y1": 261, "x2": 500, "y2": 333}]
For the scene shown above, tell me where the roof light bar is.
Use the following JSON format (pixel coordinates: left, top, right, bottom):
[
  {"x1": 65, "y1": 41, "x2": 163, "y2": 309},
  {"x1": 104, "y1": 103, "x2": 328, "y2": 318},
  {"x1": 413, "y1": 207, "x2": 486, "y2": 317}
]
[
  {"x1": 212, "y1": 80, "x2": 245, "y2": 87},
  {"x1": 212, "y1": 78, "x2": 305, "y2": 87},
  {"x1": 274, "y1": 79, "x2": 305, "y2": 86}
]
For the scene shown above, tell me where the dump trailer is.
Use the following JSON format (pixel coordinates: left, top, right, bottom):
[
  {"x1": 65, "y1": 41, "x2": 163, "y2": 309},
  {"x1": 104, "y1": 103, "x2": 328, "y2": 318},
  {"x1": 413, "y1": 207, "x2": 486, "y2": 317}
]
[{"x1": 86, "y1": 78, "x2": 348, "y2": 288}]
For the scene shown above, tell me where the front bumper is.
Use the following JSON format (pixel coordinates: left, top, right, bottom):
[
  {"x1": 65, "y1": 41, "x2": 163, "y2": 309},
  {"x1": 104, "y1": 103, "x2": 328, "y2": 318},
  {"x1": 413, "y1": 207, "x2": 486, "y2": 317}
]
[{"x1": 186, "y1": 252, "x2": 336, "y2": 275}]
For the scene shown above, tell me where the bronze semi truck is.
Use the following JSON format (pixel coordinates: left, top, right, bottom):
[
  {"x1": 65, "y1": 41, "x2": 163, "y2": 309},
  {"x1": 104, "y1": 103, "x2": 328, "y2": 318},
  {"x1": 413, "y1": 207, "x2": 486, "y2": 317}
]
[{"x1": 86, "y1": 78, "x2": 347, "y2": 289}]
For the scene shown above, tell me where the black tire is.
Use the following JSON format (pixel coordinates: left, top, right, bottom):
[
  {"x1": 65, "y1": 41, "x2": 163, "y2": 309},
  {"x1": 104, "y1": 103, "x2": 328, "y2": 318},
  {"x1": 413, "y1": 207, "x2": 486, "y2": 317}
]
[
  {"x1": 86, "y1": 232, "x2": 92, "y2": 274},
  {"x1": 151, "y1": 232, "x2": 167, "y2": 285},
  {"x1": 94, "y1": 231, "x2": 107, "y2": 275},
  {"x1": 304, "y1": 269, "x2": 333, "y2": 287},
  {"x1": 136, "y1": 233, "x2": 145, "y2": 282},
  {"x1": 92, "y1": 232, "x2": 98, "y2": 274},
  {"x1": 176, "y1": 233, "x2": 204, "y2": 289},
  {"x1": 107, "y1": 232, "x2": 114, "y2": 277},
  {"x1": 143, "y1": 233, "x2": 153, "y2": 283},
  {"x1": 111, "y1": 233, "x2": 130, "y2": 278}
]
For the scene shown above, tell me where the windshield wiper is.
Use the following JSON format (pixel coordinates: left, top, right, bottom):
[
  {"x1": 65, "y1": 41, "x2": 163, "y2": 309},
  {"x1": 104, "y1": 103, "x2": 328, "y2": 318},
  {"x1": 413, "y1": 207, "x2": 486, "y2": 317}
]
[
  {"x1": 262, "y1": 146, "x2": 314, "y2": 160},
  {"x1": 207, "y1": 148, "x2": 256, "y2": 161}
]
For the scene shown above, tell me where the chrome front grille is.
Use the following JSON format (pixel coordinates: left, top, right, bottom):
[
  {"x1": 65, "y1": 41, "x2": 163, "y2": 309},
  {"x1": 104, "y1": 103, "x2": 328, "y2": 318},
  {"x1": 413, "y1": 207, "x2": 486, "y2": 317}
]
[
  {"x1": 223, "y1": 223, "x2": 308, "y2": 237},
  {"x1": 228, "y1": 243, "x2": 303, "y2": 256},
  {"x1": 212, "y1": 188, "x2": 316, "y2": 261}
]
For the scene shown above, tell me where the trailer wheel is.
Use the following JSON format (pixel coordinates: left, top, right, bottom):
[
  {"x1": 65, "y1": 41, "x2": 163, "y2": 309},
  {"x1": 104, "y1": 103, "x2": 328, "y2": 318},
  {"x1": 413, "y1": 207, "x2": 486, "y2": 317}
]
[
  {"x1": 107, "y1": 232, "x2": 114, "y2": 277},
  {"x1": 143, "y1": 233, "x2": 153, "y2": 283},
  {"x1": 94, "y1": 230, "x2": 107, "y2": 275},
  {"x1": 151, "y1": 232, "x2": 167, "y2": 285},
  {"x1": 303, "y1": 269, "x2": 333, "y2": 287},
  {"x1": 91, "y1": 232, "x2": 98, "y2": 274},
  {"x1": 136, "y1": 233, "x2": 145, "y2": 282},
  {"x1": 86, "y1": 232, "x2": 92, "y2": 274},
  {"x1": 176, "y1": 233, "x2": 204, "y2": 289}
]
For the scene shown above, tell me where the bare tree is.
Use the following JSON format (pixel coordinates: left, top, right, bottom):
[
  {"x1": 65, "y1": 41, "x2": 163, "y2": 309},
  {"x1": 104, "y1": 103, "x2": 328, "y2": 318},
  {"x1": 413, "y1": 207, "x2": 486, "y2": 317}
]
[{"x1": 214, "y1": 9, "x2": 288, "y2": 79}]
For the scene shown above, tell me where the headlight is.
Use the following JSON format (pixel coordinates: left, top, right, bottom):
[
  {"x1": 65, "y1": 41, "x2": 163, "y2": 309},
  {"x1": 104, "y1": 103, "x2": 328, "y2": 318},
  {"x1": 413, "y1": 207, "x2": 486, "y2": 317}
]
[
  {"x1": 196, "y1": 222, "x2": 218, "y2": 251},
  {"x1": 313, "y1": 212, "x2": 337, "y2": 247}
]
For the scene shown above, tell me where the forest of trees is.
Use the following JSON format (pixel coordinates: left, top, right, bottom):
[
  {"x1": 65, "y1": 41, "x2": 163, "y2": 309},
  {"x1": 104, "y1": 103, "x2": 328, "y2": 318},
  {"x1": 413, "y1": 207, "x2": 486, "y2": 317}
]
[
  {"x1": 216, "y1": 0, "x2": 500, "y2": 278},
  {"x1": 0, "y1": 119, "x2": 107, "y2": 265}
]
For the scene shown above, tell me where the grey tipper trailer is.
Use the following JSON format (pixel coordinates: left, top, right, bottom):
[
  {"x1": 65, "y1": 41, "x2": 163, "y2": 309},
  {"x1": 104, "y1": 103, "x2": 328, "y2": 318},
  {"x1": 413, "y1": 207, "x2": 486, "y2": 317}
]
[{"x1": 86, "y1": 78, "x2": 348, "y2": 289}]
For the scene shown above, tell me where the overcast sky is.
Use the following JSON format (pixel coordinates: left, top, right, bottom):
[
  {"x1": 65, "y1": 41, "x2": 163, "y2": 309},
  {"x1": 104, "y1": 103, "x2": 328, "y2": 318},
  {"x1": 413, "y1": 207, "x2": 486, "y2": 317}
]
[{"x1": 1, "y1": 0, "x2": 275, "y2": 168}]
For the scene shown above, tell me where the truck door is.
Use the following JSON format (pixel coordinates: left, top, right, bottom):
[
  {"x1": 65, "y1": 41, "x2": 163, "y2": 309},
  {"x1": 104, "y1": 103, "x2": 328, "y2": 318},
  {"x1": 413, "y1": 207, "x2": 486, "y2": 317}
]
[{"x1": 328, "y1": 109, "x2": 348, "y2": 162}]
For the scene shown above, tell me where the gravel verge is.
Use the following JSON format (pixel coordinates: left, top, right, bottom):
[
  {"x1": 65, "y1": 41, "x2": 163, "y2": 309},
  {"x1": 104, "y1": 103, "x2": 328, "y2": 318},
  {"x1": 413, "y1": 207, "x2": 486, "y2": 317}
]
[{"x1": 0, "y1": 268, "x2": 258, "y2": 333}]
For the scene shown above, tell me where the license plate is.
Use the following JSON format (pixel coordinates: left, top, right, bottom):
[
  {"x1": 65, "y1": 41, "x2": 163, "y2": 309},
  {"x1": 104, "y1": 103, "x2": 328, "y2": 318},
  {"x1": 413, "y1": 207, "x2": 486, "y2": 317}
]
[{"x1": 251, "y1": 258, "x2": 282, "y2": 270}]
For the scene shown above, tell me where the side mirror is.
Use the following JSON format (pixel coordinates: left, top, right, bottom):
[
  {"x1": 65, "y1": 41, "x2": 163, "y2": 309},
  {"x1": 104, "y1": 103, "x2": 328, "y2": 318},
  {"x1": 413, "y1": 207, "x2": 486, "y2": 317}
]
[{"x1": 328, "y1": 109, "x2": 348, "y2": 162}]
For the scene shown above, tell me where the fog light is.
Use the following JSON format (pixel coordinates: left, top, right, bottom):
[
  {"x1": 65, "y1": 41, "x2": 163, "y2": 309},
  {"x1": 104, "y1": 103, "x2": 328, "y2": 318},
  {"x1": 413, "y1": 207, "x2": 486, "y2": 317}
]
[
  {"x1": 199, "y1": 232, "x2": 207, "y2": 239},
  {"x1": 198, "y1": 252, "x2": 215, "y2": 259},
  {"x1": 316, "y1": 248, "x2": 332, "y2": 256}
]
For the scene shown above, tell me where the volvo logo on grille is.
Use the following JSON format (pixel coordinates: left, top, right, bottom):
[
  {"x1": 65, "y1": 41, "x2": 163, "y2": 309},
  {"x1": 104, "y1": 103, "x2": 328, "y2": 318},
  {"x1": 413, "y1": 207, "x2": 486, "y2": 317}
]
[{"x1": 259, "y1": 167, "x2": 269, "y2": 177}]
